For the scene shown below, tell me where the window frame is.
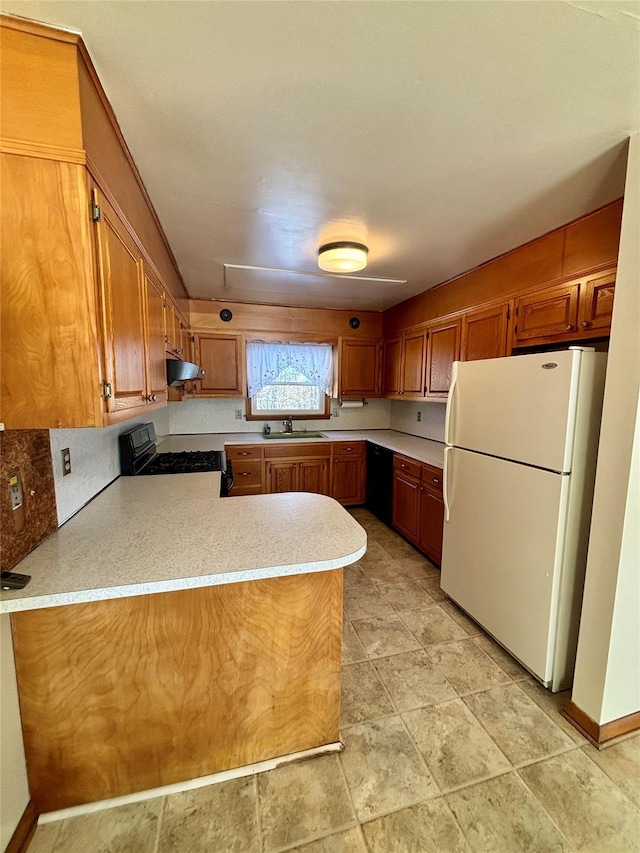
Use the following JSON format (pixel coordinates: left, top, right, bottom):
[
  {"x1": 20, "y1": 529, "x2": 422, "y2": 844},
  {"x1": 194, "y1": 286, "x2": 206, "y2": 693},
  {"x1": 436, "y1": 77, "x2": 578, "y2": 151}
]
[{"x1": 245, "y1": 388, "x2": 331, "y2": 421}]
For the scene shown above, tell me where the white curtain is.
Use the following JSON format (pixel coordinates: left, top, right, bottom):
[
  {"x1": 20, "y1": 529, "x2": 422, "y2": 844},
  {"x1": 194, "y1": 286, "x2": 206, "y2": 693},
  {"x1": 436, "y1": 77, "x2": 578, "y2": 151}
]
[{"x1": 246, "y1": 341, "x2": 333, "y2": 398}]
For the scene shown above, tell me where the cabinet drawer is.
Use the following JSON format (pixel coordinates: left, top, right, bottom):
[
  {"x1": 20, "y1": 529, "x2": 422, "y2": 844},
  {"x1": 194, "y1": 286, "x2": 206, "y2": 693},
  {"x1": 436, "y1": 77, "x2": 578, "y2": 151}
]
[
  {"x1": 332, "y1": 441, "x2": 366, "y2": 457},
  {"x1": 421, "y1": 463, "x2": 443, "y2": 495},
  {"x1": 226, "y1": 444, "x2": 263, "y2": 460},
  {"x1": 393, "y1": 454, "x2": 421, "y2": 480},
  {"x1": 264, "y1": 442, "x2": 331, "y2": 459},
  {"x1": 230, "y1": 460, "x2": 263, "y2": 487}
]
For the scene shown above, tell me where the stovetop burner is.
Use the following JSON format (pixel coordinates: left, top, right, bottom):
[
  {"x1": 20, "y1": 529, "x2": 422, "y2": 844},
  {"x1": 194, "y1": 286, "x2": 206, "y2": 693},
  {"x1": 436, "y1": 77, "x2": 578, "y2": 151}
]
[{"x1": 143, "y1": 450, "x2": 224, "y2": 475}]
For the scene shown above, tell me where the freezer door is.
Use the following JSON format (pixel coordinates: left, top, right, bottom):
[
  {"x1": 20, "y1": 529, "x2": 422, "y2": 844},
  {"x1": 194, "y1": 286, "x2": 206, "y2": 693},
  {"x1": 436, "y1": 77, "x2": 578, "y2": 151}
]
[
  {"x1": 441, "y1": 448, "x2": 570, "y2": 686},
  {"x1": 445, "y1": 349, "x2": 583, "y2": 472}
]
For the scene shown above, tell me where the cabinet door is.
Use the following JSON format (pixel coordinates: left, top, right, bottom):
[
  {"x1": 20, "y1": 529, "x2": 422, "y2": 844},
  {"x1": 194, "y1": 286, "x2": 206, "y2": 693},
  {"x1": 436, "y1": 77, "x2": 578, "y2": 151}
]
[
  {"x1": 298, "y1": 459, "x2": 329, "y2": 495},
  {"x1": 338, "y1": 339, "x2": 381, "y2": 398},
  {"x1": 401, "y1": 329, "x2": 427, "y2": 396},
  {"x1": 418, "y1": 488, "x2": 444, "y2": 565},
  {"x1": 164, "y1": 299, "x2": 178, "y2": 353},
  {"x1": 94, "y1": 191, "x2": 146, "y2": 414},
  {"x1": 578, "y1": 269, "x2": 616, "y2": 335},
  {"x1": 266, "y1": 461, "x2": 297, "y2": 493},
  {"x1": 392, "y1": 469, "x2": 420, "y2": 543},
  {"x1": 331, "y1": 455, "x2": 365, "y2": 505},
  {"x1": 513, "y1": 282, "x2": 579, "y2": 345},
  {"x1": 382, "y1": 338, "x2": 402, "y2": 397},
  {"x1": 461, "y1": 302, "x2": 511, "y2": 362},
  {"x1": 425, "y1": 318, "x2": 461, "y2": 397},
  {"x1": 195, "y1": 334, "x2": 243, "y2": 396},
  {"x1": 143, "y1": 270, "x2": 168, "y2": 404}
]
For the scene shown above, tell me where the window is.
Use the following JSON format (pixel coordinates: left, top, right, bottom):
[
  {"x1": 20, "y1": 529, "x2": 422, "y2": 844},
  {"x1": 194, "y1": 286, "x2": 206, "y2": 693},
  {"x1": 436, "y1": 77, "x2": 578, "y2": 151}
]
[{"x1": 246, "y1": 341, "x2": 333, "y2": 419}]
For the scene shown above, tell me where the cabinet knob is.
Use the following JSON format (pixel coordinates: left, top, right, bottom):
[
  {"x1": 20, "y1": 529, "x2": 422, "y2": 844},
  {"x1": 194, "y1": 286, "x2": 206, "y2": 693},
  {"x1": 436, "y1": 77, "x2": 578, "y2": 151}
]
[
  {"x1": 420, "y1": 485, "x2": 424, "y2": 491},
  {"x1": 433, "y1": 478, "x2": 440, "y2": 484},
  {"x1": 566, "y1": 325, "x2": 573, "y2": 331},
  {"x1": 239, "y1": 452, "x2": 249, "y2": 456},
  {"x1": 334, "y1": 459, "x2": 338, "y2": 463},
  {"x1": 581, "y1": 321, "x2": 590, "y2": 329}
]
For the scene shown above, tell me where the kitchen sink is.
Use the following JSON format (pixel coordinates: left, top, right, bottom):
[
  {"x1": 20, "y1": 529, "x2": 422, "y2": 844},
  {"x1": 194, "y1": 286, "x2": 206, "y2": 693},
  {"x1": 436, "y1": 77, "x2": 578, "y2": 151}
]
[{"x1": 263, "y1": 431, "x2": 325, "y2": 439}]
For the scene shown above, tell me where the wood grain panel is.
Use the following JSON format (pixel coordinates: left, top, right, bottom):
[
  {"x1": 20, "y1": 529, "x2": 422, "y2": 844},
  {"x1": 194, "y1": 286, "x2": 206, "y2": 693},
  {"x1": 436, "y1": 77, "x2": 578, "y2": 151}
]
[
  {"x1": 426, "y1": 318, "x2": 461, "y2": 397},
  {"x1": 143, "y1": 268, "x2": 169, "y2": 402},
  {"x1": 578, "y1": 269, "x2": 616, "y2": 335},
  {"x1": 461, "y1": 301, "x2": 512, "y2": 362},
  {"x1": 12, "y1": 573, "x2": 343, "y2": 812},
  {"x1": 77, "y1": 54, "x2": 188, "y2": 304},
  {"x1": 94, "y1": 190, "x2": 147, "y2": 413},
  {"x1": 401, "y1": 329, "x2": 427, "y2": 395},
  {"x1": 382, "y1": 337, "x2": 402, "y2": 397},
  {"x1": 264, "y1": 443, "x2": 331, "y2": 459},
  {"x1": 0, "y1": 154, "x2": 103, "y2": 429},
  {"x1": 513, "y1": 281, "x2": 579, "y2": 345},
  {"x1": 0, "y1": 22, "x2": 83, "y2": 158},
  {"x1": 190, "y1": 301, "x2": 383, "y2": 339},
  {"x1": 563, "y1": 200, "x2": 622, "y2": 277},
  {"x1": 298, "y1": 459, "x2": 330, "y2": 495},
  {"x1": 196, "y1": 334, "x2": 243, "y2": 396},
  {"x1": 392, "y1": 468, "x2": 420, "y2": 543},
  {"x1": 418, "y1": 487, "x2": 444, "y2": 565},
  {"x1": 337, "y1": 338, "x2": 381, "y2": 398},
  {"x1": 266, "y1": 460, "x2": 298, "y2": 493},
  {"x1": 228, "y1": 459, "x2": 264, "y2": 494},
  {"x1": 331, "y1": 455, "x2": 365, "y2": 505},
  {"x1": 562, "y1": 701, "x2": 640, "y2": 747}
]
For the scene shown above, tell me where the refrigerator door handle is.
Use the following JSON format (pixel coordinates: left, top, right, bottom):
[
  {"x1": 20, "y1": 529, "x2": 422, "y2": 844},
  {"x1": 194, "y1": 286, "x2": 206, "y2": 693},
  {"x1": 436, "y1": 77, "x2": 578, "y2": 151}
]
[
  {"x1": 443, "y1": 446, "x2": 452, "y2": 522},
  {"x1": 444, "y1": 363, "x2": 458, "y2": 446}
]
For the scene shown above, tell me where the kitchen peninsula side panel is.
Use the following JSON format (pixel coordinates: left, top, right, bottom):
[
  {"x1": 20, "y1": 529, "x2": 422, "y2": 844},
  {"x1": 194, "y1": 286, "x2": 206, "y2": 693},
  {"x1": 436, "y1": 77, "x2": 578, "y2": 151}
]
[{"x1": 12, "y1": 571, "x2": 342, "y2": 812}]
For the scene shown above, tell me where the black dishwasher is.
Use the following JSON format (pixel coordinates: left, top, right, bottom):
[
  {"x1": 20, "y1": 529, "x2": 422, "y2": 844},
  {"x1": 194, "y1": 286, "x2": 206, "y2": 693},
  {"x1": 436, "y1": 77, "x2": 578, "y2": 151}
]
[{"x1": 366, "y1": 442, "x2": 394, "y2": 526}]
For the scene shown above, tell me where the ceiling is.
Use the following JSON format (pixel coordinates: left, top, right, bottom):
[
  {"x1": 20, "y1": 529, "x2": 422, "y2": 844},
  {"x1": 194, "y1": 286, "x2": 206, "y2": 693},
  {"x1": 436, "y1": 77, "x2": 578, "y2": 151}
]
[{"x1": 4, "y1": 1, "x2": 640, "y2": 311}]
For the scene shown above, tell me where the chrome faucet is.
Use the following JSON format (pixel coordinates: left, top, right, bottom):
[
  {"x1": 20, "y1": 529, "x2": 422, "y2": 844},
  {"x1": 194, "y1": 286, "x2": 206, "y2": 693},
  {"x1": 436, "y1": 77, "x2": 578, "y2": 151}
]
[{"x1": 282, "y1": 417, "x2": 293, "y2": 434}]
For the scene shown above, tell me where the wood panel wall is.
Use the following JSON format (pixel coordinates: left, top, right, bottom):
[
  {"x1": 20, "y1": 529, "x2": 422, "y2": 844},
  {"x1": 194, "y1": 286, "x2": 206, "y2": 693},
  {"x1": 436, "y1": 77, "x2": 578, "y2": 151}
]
[
  {"x1": 189, "y1": 300, "x2": 384, "y2": 341},
  {"x1": 384, "y1": 199, "x2": 623, "y2": 337},
  {"x1": 0, "y1": 430, "x2": 57, "y2": 571},
  {"x1": 12, "y1": 571, "x2": 343, "y2": 812}
]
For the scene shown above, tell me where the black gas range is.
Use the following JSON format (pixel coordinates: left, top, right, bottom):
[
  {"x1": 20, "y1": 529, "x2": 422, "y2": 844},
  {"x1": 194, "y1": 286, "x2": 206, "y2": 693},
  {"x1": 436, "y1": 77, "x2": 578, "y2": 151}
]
[{"x1": 119, "y1": 424, "x2": 234, "y2": 495}]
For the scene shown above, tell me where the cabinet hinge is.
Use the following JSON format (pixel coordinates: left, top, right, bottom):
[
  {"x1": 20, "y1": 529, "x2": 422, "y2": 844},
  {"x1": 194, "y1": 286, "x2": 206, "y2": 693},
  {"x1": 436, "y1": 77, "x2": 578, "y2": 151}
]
[
  {"x1": 514, "y1": 325, "x2": 518, "y2": 334},
  {"x1": 507, "y1": 307, "x2": 511, "y2": 320},
  {"x1": 91, "y1": 202, "x2": 101, "y2": 222},
  {"x1": 163, "y1": 299, "x2": 167, "y2": 308},
  {"x1": 191, "y1": 335, "x2": 196, "y2": 343},
  {"x1": 102, "y1": 381, "x2": 112, "y2": 399},
  {"x1": 515, "y1": 307, "x2": 519, "y2": 317}
]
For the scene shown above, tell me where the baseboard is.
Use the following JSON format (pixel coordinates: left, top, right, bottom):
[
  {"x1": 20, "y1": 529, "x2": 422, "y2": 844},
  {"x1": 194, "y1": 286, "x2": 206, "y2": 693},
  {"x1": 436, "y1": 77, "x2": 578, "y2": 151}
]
[
  {"x1": 5, "y1": 800, "x2": 37, "y2": 853},
  {"x1": 562, "y1": 700, "x2": 640, "y2": 748}
]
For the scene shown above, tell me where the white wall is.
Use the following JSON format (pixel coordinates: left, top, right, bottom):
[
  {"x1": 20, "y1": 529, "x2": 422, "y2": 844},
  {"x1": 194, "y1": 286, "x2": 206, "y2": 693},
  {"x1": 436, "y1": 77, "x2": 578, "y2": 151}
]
[
  {"x1": 572, "y1": 134, "x2": 640, "y2": 725},
  {"x1": 389, "y1": 400, "x2": 447, "y2": 443},
  {"x1": 49, "y1": 408, "x2": 170, "y2": 525},
  {"x1": 0, "y1": 616, "x2": 30, "y2": 851},
  {"x1": 167, "y1": 397, "x2": 392, "y2": 435}
]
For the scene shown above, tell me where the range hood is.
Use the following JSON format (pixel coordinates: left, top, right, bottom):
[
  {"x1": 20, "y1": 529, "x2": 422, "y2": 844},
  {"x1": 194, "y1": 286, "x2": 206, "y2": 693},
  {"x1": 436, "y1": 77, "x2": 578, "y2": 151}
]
[{"x1": 166, "y1": 359, "x2": 200, "y2": 386}]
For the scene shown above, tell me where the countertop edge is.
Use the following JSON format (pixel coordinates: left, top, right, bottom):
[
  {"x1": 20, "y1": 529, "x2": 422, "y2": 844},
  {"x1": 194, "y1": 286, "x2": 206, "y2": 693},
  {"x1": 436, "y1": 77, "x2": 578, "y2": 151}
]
[{"x1": 1, "y1": 543, "x2": 367, "y2": 614}]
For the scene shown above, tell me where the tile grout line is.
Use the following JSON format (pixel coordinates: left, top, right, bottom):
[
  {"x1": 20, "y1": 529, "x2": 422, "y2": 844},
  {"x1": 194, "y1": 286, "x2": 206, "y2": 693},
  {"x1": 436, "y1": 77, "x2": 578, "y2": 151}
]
[
  {"x1": 253, "y1": 774, "x2": 264, "y2": 853},
  {"x1": 578, "y1": 743, "x2": 640, "y2": 815},
  {"x1": 152, "y1": 795, "x2": 166, "y2": 853},
  {"x1": 515, "y1": 762, "x2": 579, "y2": 851}
]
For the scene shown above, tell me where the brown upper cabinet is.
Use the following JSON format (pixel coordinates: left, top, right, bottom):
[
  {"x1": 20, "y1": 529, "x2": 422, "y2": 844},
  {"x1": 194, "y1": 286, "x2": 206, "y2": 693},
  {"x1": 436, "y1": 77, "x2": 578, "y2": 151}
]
[
  {"x1": 512, "y1": 269, "x2": 616, "y2": 348},
  {"x1": 336, "y1": 338, "x2": 381, "y2": 398},
  {"x1": 143, "y1": 269, "x2": 169, "y2": 406},
  {"x1": 194, "y1": 333, "x2": 244, "y2": 397},
  {"x1": 460, "y1": 301, "x2": 512, "y2": 362},
  {"x1": 400, "y1": 329, "x2": 428, "y2": 396},
  {"x1": 425, "y1": 317, "x2": 461, "y2": 397},
  {"x1": 382, "y1": 338, "x2": 403, "y2": 396},
  {"x1": 577, "y1": 268, "x2": 616, "y2": 336}
]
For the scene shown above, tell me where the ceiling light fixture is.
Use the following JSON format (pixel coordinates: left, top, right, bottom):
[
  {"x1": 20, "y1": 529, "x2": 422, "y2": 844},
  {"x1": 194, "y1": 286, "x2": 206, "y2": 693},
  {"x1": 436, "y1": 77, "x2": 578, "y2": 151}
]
[{"x1": 318, "y1": 241, "x2": 368, "y2": 273}]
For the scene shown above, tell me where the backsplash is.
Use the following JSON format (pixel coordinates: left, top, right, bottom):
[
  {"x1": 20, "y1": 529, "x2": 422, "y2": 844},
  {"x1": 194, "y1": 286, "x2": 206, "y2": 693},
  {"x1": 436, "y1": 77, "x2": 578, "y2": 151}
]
[
  {"x1": 168, "y1": 398, "x2": 392, "y2": 434},
  {"x1": 0, "y1": 430, "x2": 57, "y2": 571},
  {"x1": 390, "y1": 400, "x2": 446, "y2": 442},
  {"x1": 50, "y1": 408, "x2": 170, "y2": 525}
]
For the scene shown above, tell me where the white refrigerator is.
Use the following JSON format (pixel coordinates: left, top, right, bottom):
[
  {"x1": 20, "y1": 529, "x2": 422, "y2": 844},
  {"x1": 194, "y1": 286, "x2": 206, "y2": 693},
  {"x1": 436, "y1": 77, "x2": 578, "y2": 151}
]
[{"x1": 441, "y1": 348, "x2": 607, "y2": 692}]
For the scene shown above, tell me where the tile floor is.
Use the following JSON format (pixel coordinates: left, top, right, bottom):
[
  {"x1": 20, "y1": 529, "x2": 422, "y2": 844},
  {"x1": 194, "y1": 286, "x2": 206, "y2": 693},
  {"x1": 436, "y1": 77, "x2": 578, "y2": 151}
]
[{"x1": 29, "y1": 509, "x2": 640, "y2": 852}]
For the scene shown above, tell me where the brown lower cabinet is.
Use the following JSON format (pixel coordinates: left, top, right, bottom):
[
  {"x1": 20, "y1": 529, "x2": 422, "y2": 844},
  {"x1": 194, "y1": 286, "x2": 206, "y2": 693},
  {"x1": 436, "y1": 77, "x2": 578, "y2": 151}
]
[
  {"x1": 226, "y1": 441, "x2": 366, "y2": 505},
  {"x1": 392, "y1": 454, "x2": 444, "y2": 564}
]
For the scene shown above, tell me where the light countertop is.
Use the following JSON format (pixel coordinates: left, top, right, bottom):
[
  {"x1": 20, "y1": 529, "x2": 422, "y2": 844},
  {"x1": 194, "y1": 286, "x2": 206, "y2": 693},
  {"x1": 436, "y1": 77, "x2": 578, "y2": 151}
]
[
  {"x1": 161, "y1": 429, "x2": 445, "y2": 468},
  {"x1": 0, "y1": 475, "x2": 366, "y2": 614}
]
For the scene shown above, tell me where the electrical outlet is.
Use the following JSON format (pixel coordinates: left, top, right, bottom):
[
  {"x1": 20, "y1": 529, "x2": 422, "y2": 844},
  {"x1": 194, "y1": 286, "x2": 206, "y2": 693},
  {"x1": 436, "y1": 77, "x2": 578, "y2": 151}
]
[
  {"x1": 417, "y1": 411, "x2": 422, "y2": 422},
  {"x1": 332, "y1": 408, "x2": 339, "y2": 417},
  {"x1": 235, "y1": 409, "x2": 242, "y2": 420},
  {"x1": 61, "y1": 448, "x2": 71, "y2": 476}
]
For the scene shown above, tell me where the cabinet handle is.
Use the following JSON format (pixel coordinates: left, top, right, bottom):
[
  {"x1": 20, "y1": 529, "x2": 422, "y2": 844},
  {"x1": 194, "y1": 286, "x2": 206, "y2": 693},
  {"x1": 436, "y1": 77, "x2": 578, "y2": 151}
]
[
  {"x1": 239, "y1": 452, "x2": 250, "y2": 456},
  {"x1": 433, "y1": 478, "x2": 440, "y2": 484},
  {"x1": 238, "y1": 472, "x2": 250, "y2": 477},
  {"x1": 581, "y1": 321, "x2": 590, "y2": 328}
]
